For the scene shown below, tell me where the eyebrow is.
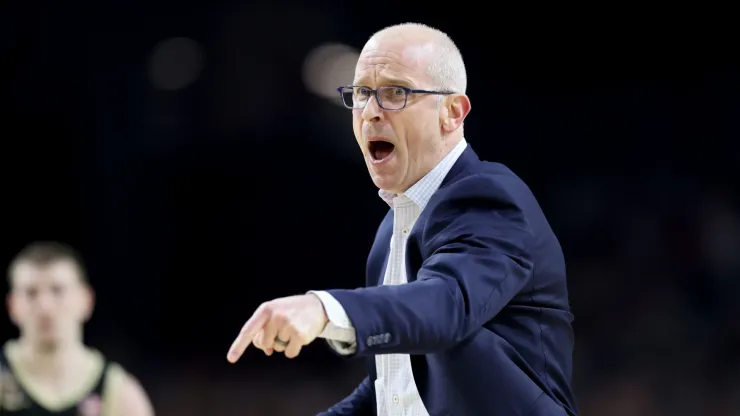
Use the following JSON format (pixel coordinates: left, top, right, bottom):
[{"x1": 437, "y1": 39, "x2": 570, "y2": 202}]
[{"x1": 353, "y1": 77, "x2": 414, "y2": 87}]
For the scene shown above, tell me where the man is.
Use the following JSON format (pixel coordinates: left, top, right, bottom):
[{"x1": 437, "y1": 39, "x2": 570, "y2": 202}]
[
  {"x1": 0, "y1": 241, "x2": 154, "y2": 415},
  {"x1": 228, "y1": 23, "x2": 577, "y2": 415}
]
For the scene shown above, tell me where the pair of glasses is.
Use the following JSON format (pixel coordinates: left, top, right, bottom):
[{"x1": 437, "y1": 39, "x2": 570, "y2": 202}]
[{"x1": 337, "y1": 86, "x2": 454, "y2": 110}]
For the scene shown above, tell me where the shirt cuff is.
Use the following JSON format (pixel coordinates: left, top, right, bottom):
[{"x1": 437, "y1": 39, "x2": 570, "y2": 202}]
[{"x1": 308, "y1": 290, "x2": 357, "y2": 354}]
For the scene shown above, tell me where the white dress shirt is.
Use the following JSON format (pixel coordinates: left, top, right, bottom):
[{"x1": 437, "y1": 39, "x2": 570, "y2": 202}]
[{"x1": 311, "y1": 139, "x2": 468, "y2": 416}]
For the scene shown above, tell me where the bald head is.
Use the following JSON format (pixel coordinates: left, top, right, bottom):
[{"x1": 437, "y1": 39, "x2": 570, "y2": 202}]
[{"x1": 366, "y1": 23, "x2": 467, "y2": 94}]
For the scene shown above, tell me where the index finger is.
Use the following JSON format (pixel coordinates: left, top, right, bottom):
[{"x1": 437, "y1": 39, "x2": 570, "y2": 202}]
[{"x1": 227, "y1": 308, "x2": 269, "y2": 363}]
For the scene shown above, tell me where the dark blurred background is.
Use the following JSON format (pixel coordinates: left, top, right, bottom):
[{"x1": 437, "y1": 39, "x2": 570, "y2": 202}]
[{"x1": 2, "y1": 2, "x2": 739, "y2": 415}]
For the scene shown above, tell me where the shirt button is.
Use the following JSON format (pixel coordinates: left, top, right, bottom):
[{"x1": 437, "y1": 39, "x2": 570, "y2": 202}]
[
  {"x1": 392, "y1": 394, "x2": 400, "y2": 404},
  {"x1": 402, "y1": 228, "x2": 408, "y2": 234}
]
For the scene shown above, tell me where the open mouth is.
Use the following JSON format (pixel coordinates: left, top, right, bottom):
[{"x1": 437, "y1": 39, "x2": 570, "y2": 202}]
[{"x1": 368, "y1": 140, "x2": 395, "y2": 162}]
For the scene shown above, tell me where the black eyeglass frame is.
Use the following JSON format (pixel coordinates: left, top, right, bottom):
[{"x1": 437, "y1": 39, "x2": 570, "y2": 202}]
[{"x1": 337, "y1": 85, "x2": 455, "y2": 110}]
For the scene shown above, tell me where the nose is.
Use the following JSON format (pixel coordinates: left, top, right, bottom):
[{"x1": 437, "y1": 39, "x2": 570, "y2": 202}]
[
  {"x1": 361, "y1": 95, "x2": 382, "y2": 123},
  {"x1": 35, "y1": 291, "x2": 56, "y2": 311}
]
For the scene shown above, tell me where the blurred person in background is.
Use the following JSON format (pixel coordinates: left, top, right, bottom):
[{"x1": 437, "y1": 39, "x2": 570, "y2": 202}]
[
  {"x1": 0, "y1": 242, "x2": 153, "y2": 416},
  {"x1": 228, "y1": 23, "x2": 576, "y2": 415}
]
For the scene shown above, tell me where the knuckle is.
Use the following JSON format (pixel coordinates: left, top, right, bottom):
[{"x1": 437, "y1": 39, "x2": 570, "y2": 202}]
[
  {"x1": 257, "y1": 302, "x2": 272, "y2": 315},
  {"x1": 274, "y1": 311, "x2": 289, "y2": 324},
  {"x1": 292, "y1": 329, "x2": 308, "y2": 344},
  {"x1": 286, "y1": 321, "x2": 301, "y2": 334}
]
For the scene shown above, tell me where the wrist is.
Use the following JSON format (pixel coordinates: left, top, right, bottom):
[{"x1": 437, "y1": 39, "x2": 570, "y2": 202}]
[{"x1": 308, "y1": 293, "x2": 330, "y2": 330}]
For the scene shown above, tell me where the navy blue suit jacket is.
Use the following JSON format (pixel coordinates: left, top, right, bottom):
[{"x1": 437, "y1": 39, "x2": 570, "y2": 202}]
[{"x1": 321, "y1": 147, "x2": 577, "y2": 416}]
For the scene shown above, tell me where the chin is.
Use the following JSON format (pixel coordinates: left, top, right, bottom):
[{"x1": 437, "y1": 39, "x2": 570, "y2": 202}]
[
  {"x1": 34, "y1": 339, "x2": 60, "y2": 352},
  {"x1": 370, "y1": 175, "x2": 397, "y2": 192}
]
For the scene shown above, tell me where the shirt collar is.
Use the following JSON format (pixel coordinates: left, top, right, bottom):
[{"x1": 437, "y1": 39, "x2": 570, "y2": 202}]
[{"x1": 379, "y1": 138, "x2": 468, "y2": 210}]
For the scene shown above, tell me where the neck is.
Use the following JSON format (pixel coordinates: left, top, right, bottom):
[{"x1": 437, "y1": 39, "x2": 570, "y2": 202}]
[
  {"x1": 396, "y1": 134, "x2": 462, "y2": 194},
  {"x1": 440, "y1": 133, "x2": 463, "y2": 156},
  {"x1": 16, "y1": 336, "x2": 88, "y2": 376}
]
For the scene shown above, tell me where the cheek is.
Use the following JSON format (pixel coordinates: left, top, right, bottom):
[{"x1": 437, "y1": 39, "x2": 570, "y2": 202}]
[
  {"x1": 10, "y1": 302, "x2": 28, "y2": 321},
  {"x1": 53, "y1": 297, "x2": 74, "y2": 314},
  {"x1": 404, "y1": 110, "x2": 437, "y2": 142},
  {"x1": 68, "y1": 296, "x2": 86, "y2": 313},
  {"x1": 388, "y1": 115, "x2": 414, "y2": 152},
  {"x1": 70, "y1": 295, "x2": 92, "y2": 318}
]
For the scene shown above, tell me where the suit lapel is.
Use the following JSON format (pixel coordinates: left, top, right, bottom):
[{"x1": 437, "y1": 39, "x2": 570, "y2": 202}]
[
  {"x1": 366, "y1": 210, "x2": 393, "y2": 287},
  {"x1": 366, "y1": 145, "x2": 479, "y2": 287},
  {"x1": 439, "y1": 145, "x2": 479, "y2": 189}
]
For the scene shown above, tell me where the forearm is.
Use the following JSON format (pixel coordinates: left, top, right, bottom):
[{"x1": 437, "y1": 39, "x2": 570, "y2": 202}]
[
  {"x1": 327, "y1": 248, "x2": 532, "y2": 356},
  {"x1": 327, "y1": 278, "x2": 467, "y2": 355}
]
